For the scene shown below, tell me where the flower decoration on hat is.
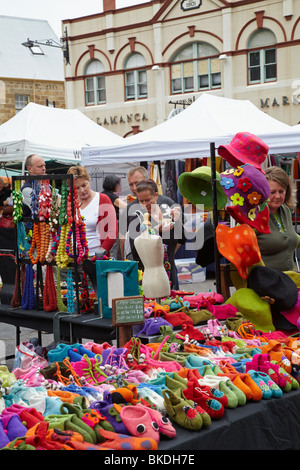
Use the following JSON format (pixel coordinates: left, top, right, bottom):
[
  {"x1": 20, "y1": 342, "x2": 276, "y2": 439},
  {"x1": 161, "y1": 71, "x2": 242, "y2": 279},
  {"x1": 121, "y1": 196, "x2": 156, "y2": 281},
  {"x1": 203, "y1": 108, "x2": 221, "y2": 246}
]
[
  {"x1": 220, "y1": 163, "x2": 270, "y2": 234},
  {"x1": 248, "y1": 208, "x2": 256, "y2": 221},
  {"x1": 234, "y1": 167, "x2": 244, "y2": 177},
  {"x1": 221, "y1": 177, "x2": 234, "y2": 190},
  {"x1": 237, "y1": 177, "x2": 251, "y2": 192},
  {"x1": 230, "y1": 193, "x2": 244, "y2": 206},
  {"x1": 248, "y1": 191, "x2": 261, "y2": 205}
]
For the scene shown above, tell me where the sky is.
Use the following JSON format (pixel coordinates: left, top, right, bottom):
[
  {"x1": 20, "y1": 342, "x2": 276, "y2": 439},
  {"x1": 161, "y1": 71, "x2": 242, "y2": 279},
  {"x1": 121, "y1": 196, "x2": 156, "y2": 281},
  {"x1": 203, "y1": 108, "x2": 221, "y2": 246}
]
[{"x1": 0, "y1": 0, "x2": 151, "y2": 37}]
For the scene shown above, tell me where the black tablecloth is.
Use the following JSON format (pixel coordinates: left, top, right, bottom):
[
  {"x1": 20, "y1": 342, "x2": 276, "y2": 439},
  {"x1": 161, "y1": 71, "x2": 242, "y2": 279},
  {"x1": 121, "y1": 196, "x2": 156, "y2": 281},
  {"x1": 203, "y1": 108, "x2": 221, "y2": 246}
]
[{"x1": 159, "y1": 388, "x2": 300, "y2": 450}]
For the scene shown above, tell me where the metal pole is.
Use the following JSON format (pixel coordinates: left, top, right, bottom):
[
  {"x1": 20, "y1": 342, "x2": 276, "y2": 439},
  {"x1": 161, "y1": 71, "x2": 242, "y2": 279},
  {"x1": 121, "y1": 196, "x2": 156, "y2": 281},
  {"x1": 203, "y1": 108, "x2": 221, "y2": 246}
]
[{"x1": 210, "y1": 142, "x2": 221, "y2": 293}]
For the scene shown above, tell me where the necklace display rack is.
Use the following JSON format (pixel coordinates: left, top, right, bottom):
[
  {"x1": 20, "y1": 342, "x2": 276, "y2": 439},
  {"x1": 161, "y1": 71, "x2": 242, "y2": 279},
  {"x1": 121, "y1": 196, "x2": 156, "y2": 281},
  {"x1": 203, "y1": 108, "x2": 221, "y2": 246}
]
[{"x1": 11, "y1": 174, "x2": 90, "y2": 316}]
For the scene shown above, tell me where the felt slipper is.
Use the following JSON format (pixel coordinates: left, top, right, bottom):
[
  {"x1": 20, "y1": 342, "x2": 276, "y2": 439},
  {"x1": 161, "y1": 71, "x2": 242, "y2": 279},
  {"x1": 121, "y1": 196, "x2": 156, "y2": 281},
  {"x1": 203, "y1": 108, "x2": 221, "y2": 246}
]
[
  {"x1": 162, "y1": 389, "x2": 203, "y2": 431},
  {"x1": 182, "y1": 381, "x2": 225, "y2": 419},
  {"x1": 172, "y1": 387, "x2": 211, "y2": 428},
  {"x1": 120, "y1": 404, "x2": 160, "y2": 443},
  {"x1": 140, "y1": 405, "x2": 176, "y2": 439},
  {"x1": 246, "y1": 354, "x2": 289, "y2": 390},
  {"x1": 97, "y1": 427, "x2": 158, "y2": 450},
  {"x1": 261, "y1": 340, "x2": 292, "y2": 373},
  {"x1": 248, "y1": 371, "x2": 282, "y2": 398}
]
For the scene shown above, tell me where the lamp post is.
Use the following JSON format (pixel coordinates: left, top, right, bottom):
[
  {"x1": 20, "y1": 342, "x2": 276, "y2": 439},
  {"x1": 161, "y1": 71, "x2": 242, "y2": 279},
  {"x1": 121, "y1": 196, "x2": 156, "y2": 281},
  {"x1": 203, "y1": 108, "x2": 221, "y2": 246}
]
[{"x1": 22, "y1": 27, "x2": 70, "y2": 65}]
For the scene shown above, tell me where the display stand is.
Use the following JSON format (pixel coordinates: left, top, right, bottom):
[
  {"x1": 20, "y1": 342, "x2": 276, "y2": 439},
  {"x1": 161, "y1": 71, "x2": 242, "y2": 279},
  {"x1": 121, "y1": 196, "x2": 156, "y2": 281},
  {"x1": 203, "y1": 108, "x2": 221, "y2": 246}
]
[
  {"x1": 11, "y1": 174, "x2": 83, "y2": 315},
  {"x1": 210, "y1": 141, "x2": 221, "y2": 294}
]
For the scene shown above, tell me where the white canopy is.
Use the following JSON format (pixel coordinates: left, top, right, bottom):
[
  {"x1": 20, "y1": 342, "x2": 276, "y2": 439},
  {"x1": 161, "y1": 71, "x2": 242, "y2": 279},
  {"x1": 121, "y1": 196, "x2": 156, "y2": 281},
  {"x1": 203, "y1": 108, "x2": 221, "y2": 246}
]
[
  {"x1": 82, "y1": 94, "x2": 300, "y2": 166},
  {"x1": 0, "y1": 102, "x2": 124, "y2": 169}
]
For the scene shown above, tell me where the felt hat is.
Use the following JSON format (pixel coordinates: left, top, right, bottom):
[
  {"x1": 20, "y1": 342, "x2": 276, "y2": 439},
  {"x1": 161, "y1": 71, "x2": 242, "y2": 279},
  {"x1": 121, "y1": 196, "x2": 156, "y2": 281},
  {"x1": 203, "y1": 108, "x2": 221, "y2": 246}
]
[
  {"x1": 178, "y1": 166, "x2": 227, "y2": 211},
  {"x1": 216, "y1": 223, "x2": 261, "y2": 279},
  {"x1": 247, "y1": 265, "x2": 298, "y2": 312},
  {"x1": 225, "y1": 288, "x2": 275, "y2": 332},
  {"x1": 195, "y1": 221, "x2": 215, "y2": 267},
  {"x1": 218, "y1": 132, "x2": 269, "y2": 172},
  {"x1": 280, "y1": 291, "x2": 300, "y2": 326},
  {"x1": 220, "y1": 164, "x2": 270, "y2": 234}
]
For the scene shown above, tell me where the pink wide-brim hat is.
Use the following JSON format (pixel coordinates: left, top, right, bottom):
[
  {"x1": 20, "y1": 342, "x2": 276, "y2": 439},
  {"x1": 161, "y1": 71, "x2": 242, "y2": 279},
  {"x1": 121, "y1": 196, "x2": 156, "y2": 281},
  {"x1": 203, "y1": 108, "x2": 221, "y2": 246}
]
[{"x1": 218, "y1": 132, "x2": 269, "y2": 172}]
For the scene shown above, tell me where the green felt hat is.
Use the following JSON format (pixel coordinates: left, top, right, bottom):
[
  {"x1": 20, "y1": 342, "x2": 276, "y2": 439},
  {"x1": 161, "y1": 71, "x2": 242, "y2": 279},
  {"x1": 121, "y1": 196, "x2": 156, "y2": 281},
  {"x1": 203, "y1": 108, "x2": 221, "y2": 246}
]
[
  {"x1": 225, "y1": 287, "x2": 275, "y2": 332},
  {"x1": 178, "y1": 166, "x2": 227, "y2": 210}
]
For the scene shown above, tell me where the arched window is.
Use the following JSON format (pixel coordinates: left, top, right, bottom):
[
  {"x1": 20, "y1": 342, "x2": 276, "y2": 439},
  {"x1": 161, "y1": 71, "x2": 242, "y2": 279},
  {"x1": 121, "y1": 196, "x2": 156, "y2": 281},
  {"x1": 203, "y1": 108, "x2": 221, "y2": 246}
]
[
  {"x1": 170, "y1": 42, "x2": 221, "y2": 94},
  {"x1": 85, "y1": 59, "x2": 106, "y2": 105},
  {"x1": 125, "y1": 53, "x2": 147, "y2": 100},
  {"x1": 248, "y1": 29, "x2": 277, "y2": 84}
]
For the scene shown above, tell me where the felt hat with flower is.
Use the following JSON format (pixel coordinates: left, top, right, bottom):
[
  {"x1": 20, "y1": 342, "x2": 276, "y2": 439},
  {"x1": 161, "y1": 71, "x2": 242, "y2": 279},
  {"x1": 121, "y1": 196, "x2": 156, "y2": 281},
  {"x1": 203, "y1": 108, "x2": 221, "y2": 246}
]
[
  {"x1": 218, "y1": 132, "x2": 269, "y2": 173},
  {"x1": 216, "y1": 223, "x2": 261, "y2": 280},
  {"x1": 220, "y1": 163, "x2": 270, "y2": 234}
]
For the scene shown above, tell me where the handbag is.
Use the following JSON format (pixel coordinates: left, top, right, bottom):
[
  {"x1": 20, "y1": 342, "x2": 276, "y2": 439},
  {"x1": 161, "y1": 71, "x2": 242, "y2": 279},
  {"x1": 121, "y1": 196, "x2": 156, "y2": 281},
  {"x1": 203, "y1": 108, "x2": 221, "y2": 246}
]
[{"x1": 135, "y1": 317, "x2": 172, "y2": 336}]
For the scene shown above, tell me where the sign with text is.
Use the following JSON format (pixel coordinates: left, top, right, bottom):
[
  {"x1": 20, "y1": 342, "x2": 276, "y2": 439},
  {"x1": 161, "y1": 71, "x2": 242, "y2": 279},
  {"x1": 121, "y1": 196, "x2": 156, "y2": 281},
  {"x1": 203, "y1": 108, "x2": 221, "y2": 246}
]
[
  {"x1": 181, "y1": 0, "x2": 202, "y2": 11},
  {"x1": 112, "y1": 295, "x2": 144, "y2": 327}
]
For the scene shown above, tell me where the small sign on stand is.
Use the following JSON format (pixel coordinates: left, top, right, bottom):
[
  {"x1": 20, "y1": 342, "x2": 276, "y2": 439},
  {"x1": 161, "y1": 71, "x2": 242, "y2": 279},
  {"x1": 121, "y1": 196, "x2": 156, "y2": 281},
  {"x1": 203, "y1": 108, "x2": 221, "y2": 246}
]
[{"x1": 112, "y1": 295, "x2": 145, "y2": 347}]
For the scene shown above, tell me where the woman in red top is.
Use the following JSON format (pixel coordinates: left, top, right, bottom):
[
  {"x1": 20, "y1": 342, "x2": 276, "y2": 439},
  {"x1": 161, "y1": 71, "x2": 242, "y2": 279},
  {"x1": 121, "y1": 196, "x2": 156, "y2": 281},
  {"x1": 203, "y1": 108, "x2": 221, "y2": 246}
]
[{"x1": 67, "y1": 166, "x2": 117, "y2": 256}]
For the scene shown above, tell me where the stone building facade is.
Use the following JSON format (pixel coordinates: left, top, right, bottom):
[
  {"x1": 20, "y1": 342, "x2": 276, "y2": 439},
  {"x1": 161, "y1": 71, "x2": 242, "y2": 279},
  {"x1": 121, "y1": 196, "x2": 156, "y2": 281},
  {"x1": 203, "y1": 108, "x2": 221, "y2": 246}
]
[
  {"x1": 0, "y1": 16, "x2": 65, "y2": 125},
  {"x1": 63, "y1": 0, "x2": 300, "y2": 137}
]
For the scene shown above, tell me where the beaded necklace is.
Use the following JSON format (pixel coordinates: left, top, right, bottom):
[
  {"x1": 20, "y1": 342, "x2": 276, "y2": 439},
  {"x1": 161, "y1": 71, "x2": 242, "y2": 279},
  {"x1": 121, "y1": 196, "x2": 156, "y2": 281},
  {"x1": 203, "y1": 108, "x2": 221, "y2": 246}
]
[
  {"x1": 21, "y1": 264, "x2": 35, "y2": 310},
  {"x1": 58, "y1": 180, "x2": 68, "y2": 226},
  {"x1": 28, "y1": 222, "x2": 41, "y2": 264},
  {"x1": 56, "y1": 267, "x2": 68, "y2": 312},
  {"x1": 12, "y1": 180, "x2": 23, "y2": 223},
  {"x1": 43, "y1": 265, "x2": 58, "y2": 312},
  {"x1": 56, "y1": 223, "x2": 70, "y2": 269},
  {"x1": 31, "y1": 181, "x2": 40, "y2": 219},
  {"x1": 66, "y1": 269, "x2": 76, "y2": 314}
]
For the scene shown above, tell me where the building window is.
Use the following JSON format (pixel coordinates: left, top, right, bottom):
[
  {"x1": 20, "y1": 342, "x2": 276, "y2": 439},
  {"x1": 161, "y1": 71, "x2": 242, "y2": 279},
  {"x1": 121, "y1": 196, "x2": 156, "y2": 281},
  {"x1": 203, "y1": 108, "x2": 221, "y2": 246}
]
[
  {"x1": 125, "y1": 53, "x2": 147, "y2": 100},
  {"x1": 171, "y1": 42, "x2": 221, "y2": 94},
  {"x1": 248, "y1": 29, "x2": 277, "y2": 84},
  {"x1": 85, "y1": 60, "x2": 106, "y2": 105},
  {"x1": 15, "y1": 95, "x2": 29, "y2": 114}
]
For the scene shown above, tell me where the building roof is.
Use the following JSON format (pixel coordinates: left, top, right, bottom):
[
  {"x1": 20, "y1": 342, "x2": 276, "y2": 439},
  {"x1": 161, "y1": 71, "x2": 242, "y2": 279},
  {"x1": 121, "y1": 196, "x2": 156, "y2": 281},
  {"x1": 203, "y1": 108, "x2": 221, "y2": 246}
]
[{"x1": 0, "y1": 16, "x2": 64, "y2": 81}]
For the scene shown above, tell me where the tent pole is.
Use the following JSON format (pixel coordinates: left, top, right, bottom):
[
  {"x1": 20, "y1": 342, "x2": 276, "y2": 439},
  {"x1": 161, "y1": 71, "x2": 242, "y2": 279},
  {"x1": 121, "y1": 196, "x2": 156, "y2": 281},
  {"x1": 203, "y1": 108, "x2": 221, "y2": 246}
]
[{"x1": 210, "y1": 142, "x2": 221, "y2": 294}]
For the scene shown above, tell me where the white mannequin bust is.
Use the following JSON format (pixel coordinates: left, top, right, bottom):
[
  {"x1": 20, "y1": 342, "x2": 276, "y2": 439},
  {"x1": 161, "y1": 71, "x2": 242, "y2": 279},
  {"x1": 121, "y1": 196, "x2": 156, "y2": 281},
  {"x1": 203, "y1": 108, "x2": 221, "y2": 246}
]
[{"x1": 134, "y1": 213, "x2": 170, "y2": 299}]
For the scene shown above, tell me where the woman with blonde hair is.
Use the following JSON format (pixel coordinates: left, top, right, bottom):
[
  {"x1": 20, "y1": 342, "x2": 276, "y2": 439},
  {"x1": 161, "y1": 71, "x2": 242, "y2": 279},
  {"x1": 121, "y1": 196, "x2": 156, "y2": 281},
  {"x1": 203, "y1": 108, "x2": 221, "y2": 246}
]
[
  {"x1": 67, "y1": 166, "x2": 117, "y2": 256},
  {"x1": 256, "y1": 166, "x2": 299, "y2": 271}
]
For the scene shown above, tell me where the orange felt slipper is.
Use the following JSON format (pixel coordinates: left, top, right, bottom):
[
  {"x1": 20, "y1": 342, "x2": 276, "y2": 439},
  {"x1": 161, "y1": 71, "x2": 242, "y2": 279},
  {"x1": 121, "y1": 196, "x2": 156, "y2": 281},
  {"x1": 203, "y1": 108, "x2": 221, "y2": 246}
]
[{"x1": 260, "y1": 340, "x2": 292, "y2": 373}]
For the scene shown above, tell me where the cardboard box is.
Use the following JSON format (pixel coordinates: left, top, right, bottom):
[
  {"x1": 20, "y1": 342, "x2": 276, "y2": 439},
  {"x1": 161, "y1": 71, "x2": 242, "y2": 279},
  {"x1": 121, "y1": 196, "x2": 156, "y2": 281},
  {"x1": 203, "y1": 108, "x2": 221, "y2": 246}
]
[{"x1": 175, "y1": 258, "x2": 206, "y2": 284}]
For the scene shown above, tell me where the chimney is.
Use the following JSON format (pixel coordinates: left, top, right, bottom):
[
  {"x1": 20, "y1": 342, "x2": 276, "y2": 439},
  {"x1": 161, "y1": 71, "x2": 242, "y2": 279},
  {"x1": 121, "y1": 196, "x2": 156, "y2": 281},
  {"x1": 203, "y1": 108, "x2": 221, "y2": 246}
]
[{"x1": 103, "y1": 0, "x2": 116, "y2": 11}]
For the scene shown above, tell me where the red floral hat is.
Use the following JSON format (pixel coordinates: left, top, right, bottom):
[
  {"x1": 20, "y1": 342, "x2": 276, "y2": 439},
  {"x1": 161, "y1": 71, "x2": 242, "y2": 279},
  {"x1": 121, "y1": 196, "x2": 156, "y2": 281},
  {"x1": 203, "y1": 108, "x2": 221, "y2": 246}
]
[
  {"x1": 218, "y1": 132, "x2": 269, "y2": 173},
  {"x1": 220, "y1": 164, "x2": 270, "y2": 234}
]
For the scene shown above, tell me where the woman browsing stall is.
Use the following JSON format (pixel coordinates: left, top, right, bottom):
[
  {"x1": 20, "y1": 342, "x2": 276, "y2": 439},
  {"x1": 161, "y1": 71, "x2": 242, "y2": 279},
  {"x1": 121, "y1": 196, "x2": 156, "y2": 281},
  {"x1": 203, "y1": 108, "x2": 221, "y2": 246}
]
[
  {"x1": 67, "y1": 166, "x2": 117, "y2": 256},
  {"x1": 256, "y1": 166, "x2": 300, "y2": 271}
]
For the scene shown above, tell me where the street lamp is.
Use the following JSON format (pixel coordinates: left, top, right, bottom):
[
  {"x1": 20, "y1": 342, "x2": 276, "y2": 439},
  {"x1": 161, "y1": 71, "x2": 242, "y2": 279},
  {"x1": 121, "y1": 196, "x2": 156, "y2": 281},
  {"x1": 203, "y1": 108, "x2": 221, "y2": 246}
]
[{"x1": 22, "y1": 27, "x2": 70, "y2": 65}]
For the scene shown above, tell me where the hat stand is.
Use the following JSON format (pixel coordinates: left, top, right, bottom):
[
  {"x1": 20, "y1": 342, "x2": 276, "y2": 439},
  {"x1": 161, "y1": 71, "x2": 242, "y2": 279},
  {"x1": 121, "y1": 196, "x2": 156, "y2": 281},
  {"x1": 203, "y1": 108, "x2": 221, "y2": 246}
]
[{"x1": 210, "y1": 142, "x2": 221, "y2": 294}]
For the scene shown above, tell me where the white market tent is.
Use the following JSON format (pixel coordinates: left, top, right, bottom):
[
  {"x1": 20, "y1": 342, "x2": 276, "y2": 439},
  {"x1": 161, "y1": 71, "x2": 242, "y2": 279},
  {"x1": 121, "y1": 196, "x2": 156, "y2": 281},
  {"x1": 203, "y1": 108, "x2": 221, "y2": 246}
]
[
  {"x1": 0, "y1": 102, "x2": 124, "y2": 171},
  {"x1": 82, "y1": 93, "x2": 300, "y2": 167}
]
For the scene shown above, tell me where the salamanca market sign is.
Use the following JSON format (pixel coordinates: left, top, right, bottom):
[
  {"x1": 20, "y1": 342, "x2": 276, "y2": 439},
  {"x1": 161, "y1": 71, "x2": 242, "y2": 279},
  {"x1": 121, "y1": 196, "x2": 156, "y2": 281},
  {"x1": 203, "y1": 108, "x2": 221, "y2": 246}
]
[{"x1": 97, "y1": 112, "x2": 148, "y2": 126}]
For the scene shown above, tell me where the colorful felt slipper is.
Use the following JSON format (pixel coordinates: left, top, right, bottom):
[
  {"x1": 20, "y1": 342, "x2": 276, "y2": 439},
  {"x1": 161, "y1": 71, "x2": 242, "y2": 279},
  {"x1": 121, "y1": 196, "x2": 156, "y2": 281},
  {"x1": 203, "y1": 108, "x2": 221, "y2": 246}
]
[
  {"x1": 97, "y1": 427, "x2": 158, "y2": 450},
  {"x1": 162, "y1": 389, "x2": 203, "y2": 431},
  {"x1": 140, "y1": 405, "x2": 176, "y2": 439},
  {"x1": 120, "y1": 404, "x2": 160, "y2": 443},
  {"x1": 182, "y1": 381, "x2": 225, "y2": 420},
  {"x1": 250, "y1": 371, "x2": 283, "y2": 398},
  {"x1": 247, "y1": 371, "x2": 273, "y2": 399}
]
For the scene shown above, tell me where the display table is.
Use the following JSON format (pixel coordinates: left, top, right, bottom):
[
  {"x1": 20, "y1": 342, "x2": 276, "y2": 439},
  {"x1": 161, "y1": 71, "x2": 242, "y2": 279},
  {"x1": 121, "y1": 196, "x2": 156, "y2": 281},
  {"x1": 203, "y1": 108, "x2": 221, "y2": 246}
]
[
  {"x1": 0, "y1": 305, "x2": 116, "y2": 348},
  {"x1": 159, "y1": 387, "x2": 300, "y2": 450}
]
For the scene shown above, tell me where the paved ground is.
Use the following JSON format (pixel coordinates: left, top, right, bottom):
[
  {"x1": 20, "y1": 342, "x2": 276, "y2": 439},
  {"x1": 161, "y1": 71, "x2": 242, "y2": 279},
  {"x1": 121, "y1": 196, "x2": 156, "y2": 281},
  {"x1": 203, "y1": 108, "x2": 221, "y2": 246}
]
[{"x1": 1, "y1": 271, "x2": 234, "y2": 371}]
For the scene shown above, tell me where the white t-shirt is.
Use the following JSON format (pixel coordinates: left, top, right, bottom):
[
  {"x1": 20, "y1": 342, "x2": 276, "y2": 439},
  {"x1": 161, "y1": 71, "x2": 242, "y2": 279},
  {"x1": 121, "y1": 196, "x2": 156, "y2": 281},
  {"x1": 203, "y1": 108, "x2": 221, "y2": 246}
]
[{"x1": 80, "y1": 193, "x2": 100, "y2": 256}]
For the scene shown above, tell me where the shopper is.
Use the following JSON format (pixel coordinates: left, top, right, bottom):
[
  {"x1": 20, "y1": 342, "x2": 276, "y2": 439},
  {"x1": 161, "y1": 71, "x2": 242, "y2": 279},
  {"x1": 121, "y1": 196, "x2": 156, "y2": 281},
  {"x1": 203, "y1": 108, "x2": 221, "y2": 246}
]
[
  {"x1": 256, "y1": 166, "x2": 300, "y2": 271},
  {"x1": 67, "y1": 165, "x2": 117, "y2": 257},
  {"x1": 102, "y1": 174, "x2": 127, "y2": 259}
]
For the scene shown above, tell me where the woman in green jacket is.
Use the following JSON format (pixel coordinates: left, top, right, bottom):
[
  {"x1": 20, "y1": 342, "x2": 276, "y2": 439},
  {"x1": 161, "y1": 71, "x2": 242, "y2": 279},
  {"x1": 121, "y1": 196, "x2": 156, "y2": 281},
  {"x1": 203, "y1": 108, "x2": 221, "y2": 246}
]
[{"x1": 256, "y1": 166, "x2": 300, "y2": 271}]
